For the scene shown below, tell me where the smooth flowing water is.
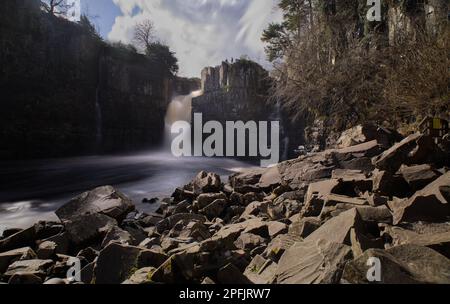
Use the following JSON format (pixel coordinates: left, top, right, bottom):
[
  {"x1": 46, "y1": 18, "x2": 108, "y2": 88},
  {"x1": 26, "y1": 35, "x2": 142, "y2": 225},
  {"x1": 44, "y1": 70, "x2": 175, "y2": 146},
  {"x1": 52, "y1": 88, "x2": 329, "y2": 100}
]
[{"x1": 0, "y1": 90, "x2": 256, "y2": 233}]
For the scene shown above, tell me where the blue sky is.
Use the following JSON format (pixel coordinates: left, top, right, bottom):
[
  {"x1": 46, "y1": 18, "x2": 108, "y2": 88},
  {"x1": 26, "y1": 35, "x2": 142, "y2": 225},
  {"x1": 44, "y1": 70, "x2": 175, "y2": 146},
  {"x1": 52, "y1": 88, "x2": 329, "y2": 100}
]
[{"x1": 78, "y1": 0, "x2": 282, "y2": 77}]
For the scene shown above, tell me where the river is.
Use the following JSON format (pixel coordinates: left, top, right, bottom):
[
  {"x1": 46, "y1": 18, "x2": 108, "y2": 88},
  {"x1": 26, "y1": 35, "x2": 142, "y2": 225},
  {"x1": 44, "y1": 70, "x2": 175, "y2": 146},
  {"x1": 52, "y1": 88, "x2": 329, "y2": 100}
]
[{"x1": 0, "y1": 151, "x2": 255, "y2": 233}]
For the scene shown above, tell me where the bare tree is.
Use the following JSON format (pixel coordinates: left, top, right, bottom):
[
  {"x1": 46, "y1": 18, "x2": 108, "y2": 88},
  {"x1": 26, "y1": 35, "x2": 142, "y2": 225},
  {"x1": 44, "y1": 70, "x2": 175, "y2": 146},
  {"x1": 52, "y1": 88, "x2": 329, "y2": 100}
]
[
  {"x1": 42, "y1": 0, "x2": 70, "y2": 16},
  {"x1": 133, "y1": 20, "x2": 156, "y2": 51}
]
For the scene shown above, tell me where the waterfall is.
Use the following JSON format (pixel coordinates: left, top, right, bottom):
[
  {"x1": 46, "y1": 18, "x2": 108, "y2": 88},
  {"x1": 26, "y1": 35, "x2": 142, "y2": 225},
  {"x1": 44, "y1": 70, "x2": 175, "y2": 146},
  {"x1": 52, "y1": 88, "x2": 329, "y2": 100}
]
[
  {"x1": 272, "y1": 100, "x2": 289, "y2": 160},
  {"x1": 164, "y1": 90, "x2": 202, "y2": 147}
]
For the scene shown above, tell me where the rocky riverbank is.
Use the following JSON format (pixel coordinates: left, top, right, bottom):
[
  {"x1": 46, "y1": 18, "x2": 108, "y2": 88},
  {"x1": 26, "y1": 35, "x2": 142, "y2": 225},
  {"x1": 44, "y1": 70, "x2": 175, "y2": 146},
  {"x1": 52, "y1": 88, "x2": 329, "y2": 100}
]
[{"x1": 1, "y1": 125, "x2": 449, "y2": 284}]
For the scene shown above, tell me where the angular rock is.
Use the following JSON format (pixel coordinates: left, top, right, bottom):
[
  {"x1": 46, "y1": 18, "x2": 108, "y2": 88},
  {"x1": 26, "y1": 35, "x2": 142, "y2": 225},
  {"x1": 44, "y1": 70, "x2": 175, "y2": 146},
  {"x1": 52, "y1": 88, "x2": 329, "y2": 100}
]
[
  {"x1": 195, "y1": 193, "x2": 227, "y2": 210},
  {"x1": 56, "y1": 186, "x2": 134, "y2": 222},
  {"x1": 276, "y1": 239, "x2": 352, "y2": 284},
  {"x1": 139, "y1": 213, "x2": 164, "y2": 227},
  {"x1": 217, "y1": 263, "x2": 253, "y2": 284},
  {"x1": 4, "y1": 259, "x2": 54, "y2": 279},
  {"x1": 101, "y1": 226, "x2": 136, "y2": 248},
  {"x1": 199, "y1": 199, "x2": 227, "y2": 220},
  {"x1": 36, "y1": 241, "x2": 57, "y2": 260},
  {"x1": 263, "y1": 234, "x2": 303, "y2": 261},
  {"x1": 191, "y1": 171, "x2": 221, "y2": 195},
  {"x1": 63, "y1": 213, "x2": 117, "y2": 246},
  {"x1": 302, "y1": 179, "x2": 340, "y2": 217},
  {"x1": 306, "y1": 208, "x2": 365, "y2": 246},
  {"x1": 398, "y1": 164, "x2": 441, "y2": 192},
  {"x1": 234, "y1": 233, "x2": 266, "y2": 251},
  {"x1": 0, "y1": 247, "x2": 37, "y2": 273},
  {"x1": 8, "y1": 273, "x2": 43, "y2": 284},
  {"x1": 267, "y1": 221, "x2": 288, "y2": 238},
  {"x1": 122, "y1": 267, "x2": 157, "y2": 284},
  {"x1": 289, "y1": 217, "x2": 321, "y2": 238},
  {"x1": 392, "y1": 172, "x2": 450, "y2": 224},
  {"x1": 240, "y1": 201, "x2": 269, "y2": 218},
  {"x1": 342, "y1": 245, "x2": 450, "y2": 284},
  {"x1": 244, "y1": 255, "x2": 277, "y2": 284},
  {"x1": 156, "y1": 213, "x2": 207, "y2": 234},
  {"x1": 336, "y1": 124, "x2": 401, "y2": 149},
  {"x1": 372, "y1": 169, "x2": 411, "y2": 198}
]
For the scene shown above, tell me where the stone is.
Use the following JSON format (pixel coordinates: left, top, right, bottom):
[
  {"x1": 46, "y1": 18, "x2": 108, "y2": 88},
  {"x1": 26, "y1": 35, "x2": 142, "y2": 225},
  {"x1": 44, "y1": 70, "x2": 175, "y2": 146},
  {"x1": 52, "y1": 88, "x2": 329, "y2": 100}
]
[
  {"x1": 258, "y1": 166, "x2": 282, "y2": 190},
  {"x1": 4, "y1": 259, "x2": 54, "y2": 279},
  {"x1": 267, "y1": 221, "x2": 288, "y2": 238},
  {"x1": 156, "y1": 213, "x2": 207, "y2": 234},
  {"x1": 336, "y1": 124, "x2": 401, "y2": 149},
  {"x1": 342, "y1": 245, "x2": 450, "y2": 284},
  {"x1": 398, "y1": 164, "x2": 441, "y2": 191},
  {"x1": 243, "y1": 255, "x2": 277, "y2": 284},
  {"x1": 276, "y1": 239, "x2": 352, "y2": 284},
  {"x1": 392, "y1": 172, "x2": 450, "y2": 224},
  {"x1": 122, "y1": 267, "x2": 157, "y2": 284},
  {"x1": 101, "y1": 226, "x2": 137, "y2": 248},
  {"x1": 372, "y1": 170, "x2": 411, "y2": 198},
  {"x1": 302, "y1": 179, "x2": 340, "y2": 217},
  {"x1": 191, "y1": 171, "x2": 222, "y2": 195},
  {"x1": 140, "y1": 213, "x2": 164, "y2": 227},
  {"x1": 373, "y1": 133, "x2": 420, "y2": 171},
  {"x1": 240, "y1": 201, "x2": 269, "y2": 218},
  {"x1": 43, "y1": 278, "x2": 68, "y2": 285},
  {"x1": 380, "y1": 223, "x2": 450, "y2": 258},
  {"x1": 195, "y1": 193, "x2": 227, "y2": 210},
  {"x1": 77, "y1": 247, "x2": 98, "y2": 264},
  {"x1": 0, "y1": 226, "x2": 37, "y2": 253},
  {"x1": 234, "y1": 233, "x2": 266, "y2": 251},
  {"x1": 217, "y1": 263, "x2": 253, "y2": 284},
  {"x1": 41, "y1": 232, "x2": 70, "y2": 255},
  {"x1": 306, "y1": 208, "x2": 365, "y2": 246},
  {"x1": 201, "y1": 277, "x2": 216, "y2": 284},
  {"x1": 199, "y1": 199, "x2": 227, "y2": 220},
  {"x1": 94, "y1": 243, "x2": 166, "y2": 284},
  {"x1": 63, "y1": 213, "x2": 117, "y2": 246},
  {"x1": 0, "y1": 247, "x2": 37, "y2": 273},
  {"x1": 289, "y1": 217, "x2": 321, "y2": 238},
  {"x1": 55, "y1": 186, "x2": 135, "y2": 222},
  {"x1": 36, "y1": 241, "x2": 57, "y2": 260},
  {"x1": 8, "y1": 273, "x2": 43, "y2": 284},
  {"x1": 263, "y1": 234, "x2": 303, "y2": 261},
  {"x1": 229, "y1": 168, "x2": 265, "y2": 193}
]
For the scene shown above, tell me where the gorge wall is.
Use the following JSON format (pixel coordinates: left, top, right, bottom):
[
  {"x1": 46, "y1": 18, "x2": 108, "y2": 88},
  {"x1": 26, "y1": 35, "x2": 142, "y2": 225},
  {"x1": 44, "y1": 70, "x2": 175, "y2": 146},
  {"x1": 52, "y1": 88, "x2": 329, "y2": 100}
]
[
  {"x1": 192, "y1": 60, "x2": 300, "y2": 160},
  {"x1": 0, "y1": 0, "x2": 174, "y2": 159}
]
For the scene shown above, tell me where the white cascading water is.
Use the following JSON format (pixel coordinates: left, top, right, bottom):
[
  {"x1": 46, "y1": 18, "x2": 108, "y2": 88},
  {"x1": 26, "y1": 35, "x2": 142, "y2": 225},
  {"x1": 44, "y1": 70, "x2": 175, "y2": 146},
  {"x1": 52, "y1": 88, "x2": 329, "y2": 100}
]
[{"x1": 164, "y1": 90, "x2": 202, "y2": 147}]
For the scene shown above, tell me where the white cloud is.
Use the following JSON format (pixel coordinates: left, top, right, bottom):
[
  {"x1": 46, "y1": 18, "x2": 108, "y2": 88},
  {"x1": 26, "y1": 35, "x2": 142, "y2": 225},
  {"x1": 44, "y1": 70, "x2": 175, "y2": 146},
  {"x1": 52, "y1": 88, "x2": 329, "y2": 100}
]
[{"x1": 108, "y1": 0, "x2": 282, "y2": 77}]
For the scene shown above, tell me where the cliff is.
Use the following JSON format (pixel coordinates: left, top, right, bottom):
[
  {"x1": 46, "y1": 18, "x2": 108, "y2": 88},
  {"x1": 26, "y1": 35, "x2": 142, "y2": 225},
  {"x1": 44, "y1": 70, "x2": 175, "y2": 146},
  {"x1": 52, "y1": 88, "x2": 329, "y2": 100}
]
[{"x1": 0, "y1": 0, "x2": 172, "y2": 159}]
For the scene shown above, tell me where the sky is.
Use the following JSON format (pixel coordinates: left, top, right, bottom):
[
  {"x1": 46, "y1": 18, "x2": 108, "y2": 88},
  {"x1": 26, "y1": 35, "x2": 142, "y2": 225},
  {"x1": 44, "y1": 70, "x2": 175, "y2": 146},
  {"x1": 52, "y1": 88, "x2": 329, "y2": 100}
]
[{"x1": 79, "y1": 0, "x2": 282, "y2": 77}]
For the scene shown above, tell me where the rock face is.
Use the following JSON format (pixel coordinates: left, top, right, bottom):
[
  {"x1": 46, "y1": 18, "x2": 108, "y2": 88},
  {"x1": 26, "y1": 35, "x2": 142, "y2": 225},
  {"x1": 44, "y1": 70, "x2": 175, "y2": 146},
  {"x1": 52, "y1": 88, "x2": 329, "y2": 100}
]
[{"x1": 0, "y1": 0, "x2": 172, "y2": 159}]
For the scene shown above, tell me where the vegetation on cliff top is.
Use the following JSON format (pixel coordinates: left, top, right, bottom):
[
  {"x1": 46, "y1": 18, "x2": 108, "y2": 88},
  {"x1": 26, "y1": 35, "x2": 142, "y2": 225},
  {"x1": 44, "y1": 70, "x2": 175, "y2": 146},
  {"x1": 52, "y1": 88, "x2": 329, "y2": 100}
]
[{"x1": 262, "y1": 0, "x2": 449, "y2": 134}]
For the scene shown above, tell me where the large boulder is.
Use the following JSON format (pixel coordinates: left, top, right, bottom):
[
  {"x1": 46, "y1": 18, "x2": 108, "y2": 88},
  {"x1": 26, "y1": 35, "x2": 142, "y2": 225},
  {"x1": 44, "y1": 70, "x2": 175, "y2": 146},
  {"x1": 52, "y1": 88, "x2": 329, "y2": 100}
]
[
  {"x1": 276, "y1": 239, "x2": 352, "y2": 284},
  {"x1": 190, "y1": 171, "x2": 221, "y2": 195},
  {"x1": 94, "y1": 242, "x2": 167, "y2": 284},
  {"x1": 372, "y1": 170, "x2": 411, "y2": 198},
  {"x1": 0, "y1": 247, "x2": 37, "y2": 273},
  {"x1": 155, "y1": 213, "x2": 207, "y2": 234},
  {"x1": 55, "y1": 186, "x2": 135, "y2": 222},
  {"x1": 4, "y1": 259, "x2": 54, "y2": 280},
  {"x1": 63, "y1": 213, "x2": 117, "y2": 246},
  {"x1": 342, "y1": 245, "x2": 450, "y2": 284},
  {"x1": 195, "y1": 193, "x2": 227, "y2": 210},
  {"x1": 243, "y1": 255, "x2": 277, "y2": 284},
  {"x1": 392, "y1": 172, "x2": 450, "y2": 225},
  {"x1": 397, "y1": 164, "x2": 441, "y2": 192},
  {"x1": 336, "y1": 124, "x2": 402, "y2": 149}
]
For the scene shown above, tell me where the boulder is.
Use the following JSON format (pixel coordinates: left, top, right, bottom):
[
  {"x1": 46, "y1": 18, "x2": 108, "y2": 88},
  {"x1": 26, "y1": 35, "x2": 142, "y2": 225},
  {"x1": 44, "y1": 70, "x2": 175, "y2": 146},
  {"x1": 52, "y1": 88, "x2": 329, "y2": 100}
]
[
  {"x1": 36, "y1": 241, "x2": 57, "y2": 260},
  {"x1": 217, "y1": 263, "x2": 253, "y2": 284},
  {"x1": 140, "y1": 213, "x2": 164, "y2": 227},
  {"x1": 240, "y1": 201, "x2": 269, "y2": 218},
  {"x1": 156, "y1": 213, "x2": 207, "y2": 234},
  {"x1": 336, "y1": 124, "x2": 401, "y2": 149},
  {"x1": 342, "y1": 245, "x2": 450, "y2": 284},
  {"x1": 122, "y1": 267, "x2": 157, "y2": 284},
  {"x1": 55, "y1": 186, "x2": 135, "y2": 222},
  {"x1": 191, "y1": 171, "x2": 222, "y2": 195},
  {"x1": 0, "y1": 247, "x2": 37, "y2": 273},
  {"x1": 234, "y1": 233, "x2": 266, "y2": 251},
  {"x1": 4, "y1": 259, "x2": 54, "y2": 279},
  {"x1": 0, "y1": 226, "x2": 37, "y2": 253},
  {"x1": 397, "y1": 164, "x2": 441, "y2": 192},
  {"x1": 372, "y1": 170, "x2": 411, "y2": 198},
  {"x1": 94, "y1": 243, "x2": 166, "y2": 284},
  {"x1": 302, "y1": 179, "x2": 340, "y2": 217},
  {"x1": 101, "y1": 226, "x2": 136, "y2": 248},
  {"x1": 195, "y1": 193, "x2": 227, "y2": 210},
  {"x1": 289, "y1": 217, "x2": 321, "y2": 238},
  {"x1": 306, "y1": 208, "x2": 365, "y2": 246},
  {"x1": 262, "y1": 234, "x2": 303, "y2": 261},
  {"x1": 267, "y1": 222, "x2": 288, "y2": 238},
  {"x1": 243, "y1": 255, "x2": 277, "y2": 284},
  {"x1": 199, "y1": 199, "x2": 227, "y2": 220},
  {"x1": 41, "y1": 232, "x2": 70, "y2": 255},
  {"x1": 63, "y1": 213, "x2": 117, "y2": 246},
  {"x1": 276, "y1": 239, "x2": 352, "y2": 284},
  {"x1": 8, "y1": 273, "x2": 43, "y2": 284},
  {"x1": 392, "y1": 172, "x2": 450, "y2": 224}
]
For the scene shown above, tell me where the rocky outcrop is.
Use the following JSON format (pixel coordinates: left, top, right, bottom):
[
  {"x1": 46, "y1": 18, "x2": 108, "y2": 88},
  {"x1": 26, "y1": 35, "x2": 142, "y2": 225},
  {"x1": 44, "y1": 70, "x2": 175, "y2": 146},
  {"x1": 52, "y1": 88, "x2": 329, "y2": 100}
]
[
  {"x1": 0, "y1": 0, "x2": 172, "y2": 159},
  {"x1": 0, "y1": 126, "x2": 449, "y2": 284}
]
